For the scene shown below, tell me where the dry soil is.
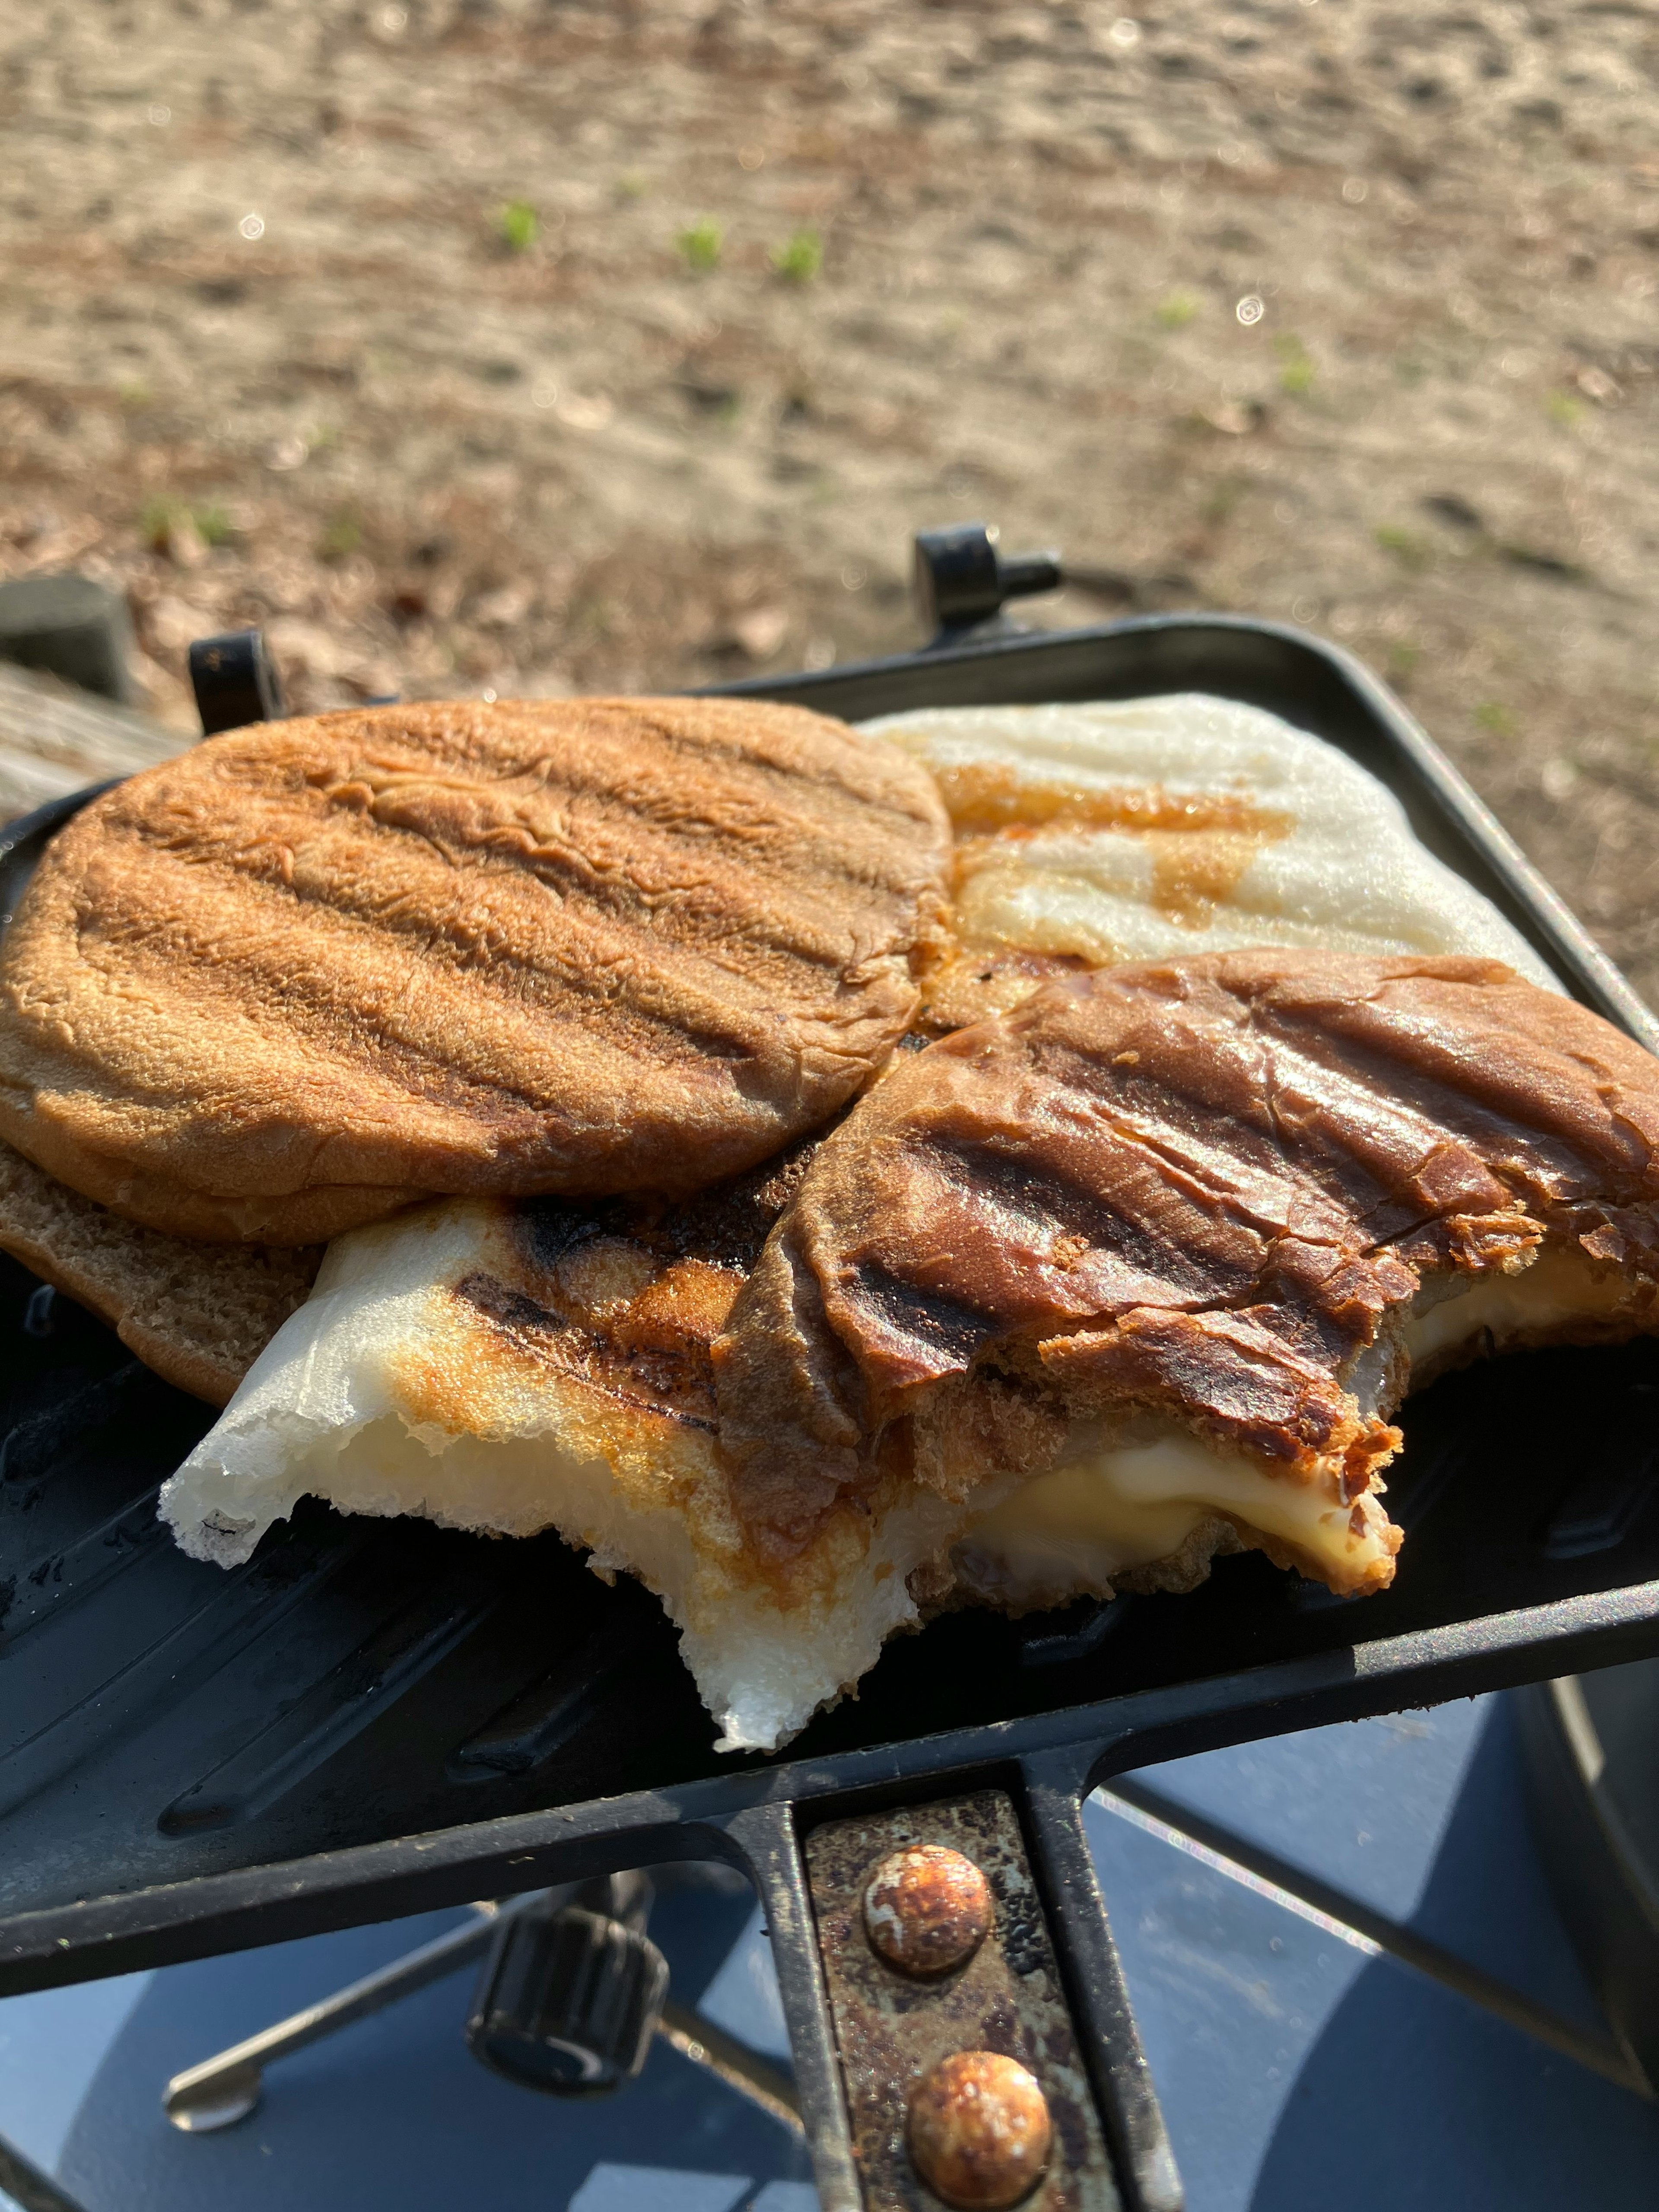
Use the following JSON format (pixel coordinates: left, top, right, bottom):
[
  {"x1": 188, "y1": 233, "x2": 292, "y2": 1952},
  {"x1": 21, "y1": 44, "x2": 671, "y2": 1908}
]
[{"x1": 5, "y1": 0, "x2": 1659, "y2": 997}]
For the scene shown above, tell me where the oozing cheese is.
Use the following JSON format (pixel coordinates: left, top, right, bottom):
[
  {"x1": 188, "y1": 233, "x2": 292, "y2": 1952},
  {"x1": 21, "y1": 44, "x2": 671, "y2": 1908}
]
[
  {"x1": 1402, "y1": 1245, "x2": 1634, "y2": 1367},
  {"x1": 963, "y1": 1246, "x2": 1640, "y2": 1607},
  {"x1": 962, "y1": 1426, "x2": 1382, "y2": 1599}
]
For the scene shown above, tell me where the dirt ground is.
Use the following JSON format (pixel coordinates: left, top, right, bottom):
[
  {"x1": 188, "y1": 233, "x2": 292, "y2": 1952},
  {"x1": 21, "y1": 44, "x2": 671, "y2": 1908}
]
[{"x1": 4, "y1": 0, "x2": 1659, "y2": 1000}]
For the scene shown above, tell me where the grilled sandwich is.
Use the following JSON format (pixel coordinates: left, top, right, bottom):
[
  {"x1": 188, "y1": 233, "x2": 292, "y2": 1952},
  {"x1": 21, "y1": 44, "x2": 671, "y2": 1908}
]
[{"x1": 163, "y1": 953, "x2": 1659, "y2": 1751}]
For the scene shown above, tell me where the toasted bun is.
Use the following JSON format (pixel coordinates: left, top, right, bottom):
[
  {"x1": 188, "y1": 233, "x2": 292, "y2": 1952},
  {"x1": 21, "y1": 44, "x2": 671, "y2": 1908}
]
[
  {"x1": 0, "y1": 1136, "x2": 318, "y2": 1404},
  {"x1": 0, "y1": 697, "x2": 950, "y2": 1243},
  {"x1": 156, "y1": 950, "x2": 1659, "y2": 1751},
  {"x1": 714, "y1": 950, "x2": 1659, "y2": 1563}
]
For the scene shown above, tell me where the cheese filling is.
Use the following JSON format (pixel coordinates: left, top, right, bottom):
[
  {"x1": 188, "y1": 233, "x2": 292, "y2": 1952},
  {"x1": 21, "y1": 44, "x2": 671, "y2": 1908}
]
[
  {"x1": 960, "y1": 1425, "x2": 1382, "y2": 1599},
  {"x1": 1400, "y1": 1244, "x2": 1634, "y2": 1367},
  {"x1": 961, "y1": 1246, "x2": 1639, "y2": 1604}
]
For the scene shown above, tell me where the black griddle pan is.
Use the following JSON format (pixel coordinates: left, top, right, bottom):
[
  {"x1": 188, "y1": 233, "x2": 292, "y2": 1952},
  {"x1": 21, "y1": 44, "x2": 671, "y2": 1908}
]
[{"x1": 1, "y1": 613, "x2": 1656, "y2": 2212}]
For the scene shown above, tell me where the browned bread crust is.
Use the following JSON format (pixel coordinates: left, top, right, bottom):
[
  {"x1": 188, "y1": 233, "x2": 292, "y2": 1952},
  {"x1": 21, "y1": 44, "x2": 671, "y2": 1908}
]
[
  {"x1": 713, "y1": 950, "x2": 1659, "y2": 1563},
  {"x1": 0, "y1": 1136, "x2": 319, "y2": 1404},
  {"x1": 0, "y1": 697, "x2": 950, "y2": 1243}
]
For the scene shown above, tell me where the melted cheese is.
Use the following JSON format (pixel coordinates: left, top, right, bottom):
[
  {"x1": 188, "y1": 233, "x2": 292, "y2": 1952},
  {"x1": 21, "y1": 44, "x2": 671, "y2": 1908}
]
[
  {"x1": 966, "y1": 1246, "x2": 1640, "y2": 1606},
  {"x1": 963, "y1": 1426, "x2": 1385, "y2": 1600},
  {"x1": 1403, "y1": 1245, "x2": 1634, "y2": 1367}
]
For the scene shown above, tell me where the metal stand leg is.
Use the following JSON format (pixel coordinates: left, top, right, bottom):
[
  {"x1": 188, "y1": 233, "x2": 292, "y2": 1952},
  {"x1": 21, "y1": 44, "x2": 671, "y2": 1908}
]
[
  {"x1": 654, "y1": 2000, "x2": 800, "y2": 2134},
  {"x1": 164, "y1": 1901, "x2": 521, "y2": 2132},
  {"x1": 0, "y1": 2128, "x2": 90, "y2": 2212},
  {"x1": 163, "y1": 1884, "x2": 801, "y2": 2136}
]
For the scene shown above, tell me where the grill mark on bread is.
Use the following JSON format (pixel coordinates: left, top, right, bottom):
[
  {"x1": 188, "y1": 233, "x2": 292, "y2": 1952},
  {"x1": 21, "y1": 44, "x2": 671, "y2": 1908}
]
[
  {"x1": 845, "y1": 1259, "x2": 1001, "y2": 1369},
  {"x1": 0, "y1": 698, "x2": 949, "y2": 1240},
  {"x1": 451, "y1": 1269, "x2": 721, "y2": 1434},
  {"x1": 93, "y1": 731, "x2": 938, "y2": 1028},
  {"x1": 1249, "y1": 997, "x2": 1651, "y2": 1201},
  {"x1": 449, "y1": 1171, "x2": 812, "y2": 1433},
  {"x1": 936, "y1": 763, "x2": 1296, "y2": 939},
  {"x1": 166, "y1": 707, "x2": 936, "y2": 938},
  {"x1": 75, "y1": 853, "x2": 824, "y2": 1106},
  {"x1": 1186, "y1": 1013, "x2": 1621, "y2": 1217},
  {"x1": 714, "y1": 952, "x2": 1659, "y2": 1560},
  {"x1": 934, "y1": 761, "x2": 1293, "y2": 841},
  {"x1": 873, "y1": 1124, "x2": 1259, "y2": 1318},
  {"x1": 1027, "y1": 1011, "x2": 1558, "y2": 1249},
  {"x1": 513, "y1": 1136, "x2": 821, "y2": 1283},
  {"x1": 441, "y1": 1141, "x2": 829, "y2": 1439},
  {"x1": 85, "y1": 810, "x2": 904, "y2": 1053}
]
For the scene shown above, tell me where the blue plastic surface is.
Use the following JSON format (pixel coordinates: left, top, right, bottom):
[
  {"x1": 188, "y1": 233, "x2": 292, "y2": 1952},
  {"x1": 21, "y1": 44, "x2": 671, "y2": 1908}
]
[
  {"x1": 1088, "y1": 1793, "x2": 1659, "y2": 2209},
  {"x1": 1, "y1": 1693, "x2": 1653, "y2": 2212},
  {"x1": 0, "y1": 1878, "x2": 814, "y2": 2212},
  {"x1": 1118, "y1": 1691, "x2": 1608, "y2": 2034}
]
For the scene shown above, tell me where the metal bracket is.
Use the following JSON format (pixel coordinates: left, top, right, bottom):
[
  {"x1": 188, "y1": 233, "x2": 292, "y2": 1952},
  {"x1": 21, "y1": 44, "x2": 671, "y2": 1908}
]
[
  {"x1": 721, "y1": 1777, "x2": 1181, "y2": 2212},
  {"x1": 808, "y1": 1788, "x2": 1121, "y2": 2209},
  {"x1": 188, "y1": 628, "x2": 286, "y2": 735},
  {"x1": 913, "y1": 523, "x2": 1063, "y2": 649}
]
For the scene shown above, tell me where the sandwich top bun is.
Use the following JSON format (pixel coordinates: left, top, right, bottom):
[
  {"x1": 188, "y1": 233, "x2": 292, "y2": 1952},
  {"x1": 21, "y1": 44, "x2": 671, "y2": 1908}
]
[
  {"x1": 0, "y1": 696, "x2": 950, "y2": 1244},
  {"x1": 714, "y1": 950, "x2": 1659, "y2": 1567}
]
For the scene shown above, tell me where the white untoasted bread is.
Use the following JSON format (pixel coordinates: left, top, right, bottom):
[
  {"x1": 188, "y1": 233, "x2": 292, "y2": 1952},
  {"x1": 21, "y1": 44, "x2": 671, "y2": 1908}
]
[
  {"x1": 861, "y1": 696, "x2": 1559, "y2": 1025},
  {"x1": 158, "y1": 1190, "x2": 995, "y2": 1754}
]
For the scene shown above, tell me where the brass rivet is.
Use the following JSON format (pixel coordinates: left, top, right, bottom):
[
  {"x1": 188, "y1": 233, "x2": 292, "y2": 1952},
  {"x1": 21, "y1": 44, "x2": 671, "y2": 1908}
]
[
  {"x1": 907, "y1": 2050, "x2": 1052, "y2": 2209},
  {"x1": 863, "y1": 1845, "x2": 992, "y2": 1977}
]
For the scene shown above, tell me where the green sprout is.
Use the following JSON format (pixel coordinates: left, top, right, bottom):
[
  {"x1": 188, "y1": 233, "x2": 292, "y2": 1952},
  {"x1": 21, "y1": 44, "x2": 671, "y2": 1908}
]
[
  {"x1": 497, "y1": 200, "x2": 539, "y2": 254},
  {"x1": 677, "y1": 216, "x2": 724, "y2": 272},
  {"x1": 1545, "y1": 388, "x2": 1586, "y2": 429},
  {"x1": 1274, "y1": 331, "x2": 1315, "y2": 396},
  {"x1": 1475, "y1": 700, "x2": 1516, "y2": 735},
  {"x1": 1374, "y1": 523, "x2": 1431, "y2": 572},
  {"x1": 1155, "y1": 288, "x2": 1201, "y2": 329},
  {"x1": 770, "y1": 226, "x2": 823, "y2": 283},
  {"x1": 318, "y1": 508, "x2": 363, "y2": 563},
  {"x1": 139, "y1": 497, "x2": 232, "y2": 551}
]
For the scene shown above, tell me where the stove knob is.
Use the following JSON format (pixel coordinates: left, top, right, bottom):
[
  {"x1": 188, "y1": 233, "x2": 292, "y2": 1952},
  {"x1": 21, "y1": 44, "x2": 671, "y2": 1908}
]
[{"x1": 467, "y1": 1895, "x2": 668, "y2": 2096}]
